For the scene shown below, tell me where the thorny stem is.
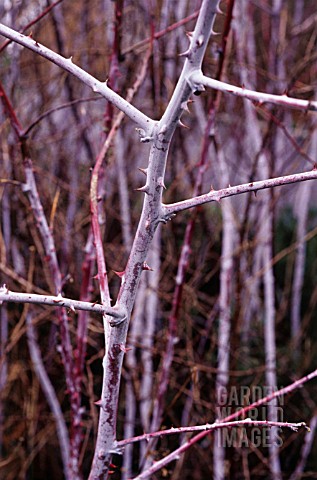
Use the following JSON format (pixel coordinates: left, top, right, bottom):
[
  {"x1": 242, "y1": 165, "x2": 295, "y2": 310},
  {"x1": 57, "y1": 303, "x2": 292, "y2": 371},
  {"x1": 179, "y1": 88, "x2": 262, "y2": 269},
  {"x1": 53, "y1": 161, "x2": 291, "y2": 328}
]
[
  {"x1": 135, "y1": 368, "x2": 317, "y2": 479},
  {"x1": 0, "y1": 287, "x2": 125, "y2": 319},
  {"x1": 1, "y1": 2, "x2": 317, "y2": 479},
  {"x1": 144, "y1": 35, "x2": 223, "y2": 461},
  {"x1": 89, "y1": 1, "x2": 221, "y2": 478},
  {"x1": 190, "y1": 71, "x2": 317, "y2": 111},
  {"x1": 75, "y1": 231, "x2": 96, "y2": 416},
  {"x1": 88, "y1": 34, "x2": 153, "y2": 480},
  {"x1": 90, "y1": 149, "x2": 111, "y2": 307},
  {"x1": 162, "y1": 170, "x2": 317, "y2": 216},
  {"x1": 89, "y1": 0, "x2": 126, "y2": 311},
  {"x1": 117, "y1": 419, "x2": 308, "y2": 448}
]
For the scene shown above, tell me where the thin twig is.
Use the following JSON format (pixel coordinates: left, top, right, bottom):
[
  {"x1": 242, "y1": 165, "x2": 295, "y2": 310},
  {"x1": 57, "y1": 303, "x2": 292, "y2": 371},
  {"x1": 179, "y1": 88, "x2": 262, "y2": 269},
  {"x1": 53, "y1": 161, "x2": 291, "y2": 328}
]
[
  {"x1": 162, "y1": 169, "x2": 317, "y2": 216},
  {"x1": 122, "y1": 10, "x2": 199, "y2": 55},
  {"x1": 117, "y1": 419, "x2": 308, "y2": 448},
  {"x1": 134, "y1": 369, "x2": 317, "y2": 479},
  {"x1": 190, "y1": 71, "x2": 317, "y2": 111},
  {"x1": 0, "y1": 286, "x2": 126, "y2": 319}
]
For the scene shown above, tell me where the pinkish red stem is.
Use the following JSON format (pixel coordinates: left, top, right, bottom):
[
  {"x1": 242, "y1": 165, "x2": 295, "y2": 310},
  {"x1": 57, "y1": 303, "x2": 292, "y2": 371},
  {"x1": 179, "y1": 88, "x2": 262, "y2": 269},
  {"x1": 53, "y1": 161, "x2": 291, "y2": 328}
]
[{"x1": 135, "y1": 368, "x2": 317, "y2": 479}]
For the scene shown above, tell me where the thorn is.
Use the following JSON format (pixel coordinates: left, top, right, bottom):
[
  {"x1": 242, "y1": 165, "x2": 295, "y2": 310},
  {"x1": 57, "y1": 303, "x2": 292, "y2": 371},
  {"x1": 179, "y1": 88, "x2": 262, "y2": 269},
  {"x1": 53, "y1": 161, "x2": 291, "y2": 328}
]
[
  {"x1": 210, "y1": 185, "x2": 214, "y2": 191},
  {"x1": 313, "y1": 163, "x2": 317, "y2": 170},
  {"x1": 282, "y1": 89, "x2": 288, "y2": 96},
  {"x1": 135, "y1": 185, "x2": 150, "y2": 194},
  {"x1": 254, "y1": 190, "x2": 258, "y2": 197},
  {"x1": 94, "y1": 399, "x2": 102, "y2": 406},
  {"x1": 181, "y1": 101, "x2": 191, "y2": 113},
  {"x1": 210, "y1": 28, "x2": 221, "y2": 36},
  {"x1": 185, "y1": 30, "x2": 194, "y2": 38},
  {"x1": 178, "y1": 120, "x2": 189, "y2": 129},
  {"x1": 0, "y1": 284, "x2": 9, "y2": 293},
  {"x1": 216, "y1": 5, "x2": 225, "y2": 15},
  {"x1": 68, "y1": 56, "x2": 73, "y2": 62},
  {"x1": 119, "y1": 344, "x2": 132, "y2": 353},
  {"x1": 53, "y1": 293, "x2": 63, "y2": 303},
  {"x1": 69, "y1": 305, "x2": 76, "y2": 313},
  {"x1": 178, "y1": 48, "x2": 191, "y2": 58},
  {"x1": 113, "y1": 270, "x2": 125, "y2": 278},
  {"x1": 138, "y1": 167, "x2": 148, "y2": 176},
  {"x1": 142, "y1": 262, "x2": 154, "y2": 271},
  {"x1": 157, "y1": 177, "x2": 166, "y2": 189}
]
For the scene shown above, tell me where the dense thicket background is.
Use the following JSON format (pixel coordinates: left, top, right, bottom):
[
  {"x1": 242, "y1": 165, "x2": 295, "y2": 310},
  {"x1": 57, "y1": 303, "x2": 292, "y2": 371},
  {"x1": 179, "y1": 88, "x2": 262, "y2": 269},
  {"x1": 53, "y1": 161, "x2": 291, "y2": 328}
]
[{"x1": 0, "y1": 1, "x2": 317, "y2": 479}]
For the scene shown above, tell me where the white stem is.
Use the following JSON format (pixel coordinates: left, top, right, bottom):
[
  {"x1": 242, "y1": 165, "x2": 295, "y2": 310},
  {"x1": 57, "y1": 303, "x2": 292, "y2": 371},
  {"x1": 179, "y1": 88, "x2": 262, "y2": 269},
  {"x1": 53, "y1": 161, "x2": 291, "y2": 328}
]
[
  {"x1": 291, "y1": 125, "x2": 317, "y2": 349},
  {"x1": 0, "y1": 287, "x2": 125, "y2": 319},
  {"x1": 214, "y1": 147, "x2": 236, "y2": 480},
  {"x1": 118, "y1": 419, "x2": 307, "y2": 448},
  {"x1": 162, "y1": 170, "x2": 317, "y2": 216},
  {"x1": 190, "y1": 71, "x2": 317, "y2": 112}
]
